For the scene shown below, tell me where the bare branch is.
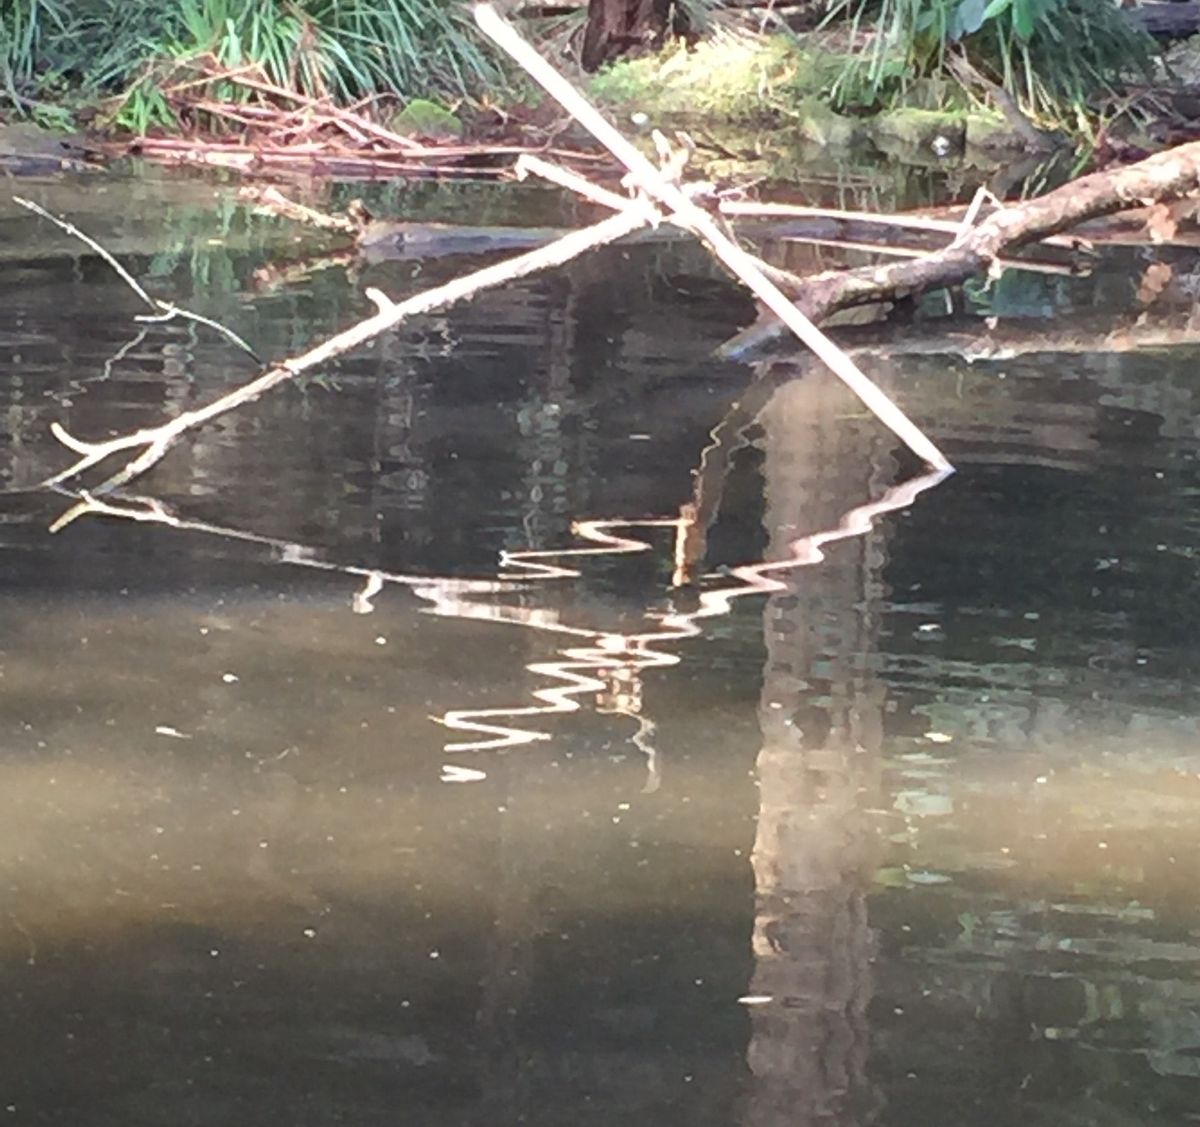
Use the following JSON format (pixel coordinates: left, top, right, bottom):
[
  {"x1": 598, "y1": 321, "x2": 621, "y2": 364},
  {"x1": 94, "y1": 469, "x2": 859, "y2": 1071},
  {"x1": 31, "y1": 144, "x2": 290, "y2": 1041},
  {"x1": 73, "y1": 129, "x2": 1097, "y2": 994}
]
[
  {"x1": 14, "y1": 197, "x2": 157, "y2": 309},
  {"x1": 38, "y1": 206, "x2": 650, "y2": 491},
  {"x1": 473, "y1": 3, "x2": 953, "y2": 472},
  {"x1": 789, "y1": 141, "x2": 1200, "y2": 324}
]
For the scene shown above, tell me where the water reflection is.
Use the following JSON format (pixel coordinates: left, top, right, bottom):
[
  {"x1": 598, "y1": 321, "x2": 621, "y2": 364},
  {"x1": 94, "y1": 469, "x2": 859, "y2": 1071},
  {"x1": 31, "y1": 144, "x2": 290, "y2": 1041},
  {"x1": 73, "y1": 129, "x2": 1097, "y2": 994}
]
[{"x1": 2, "y1": 176, "x2": 1200, "y2": 1125}]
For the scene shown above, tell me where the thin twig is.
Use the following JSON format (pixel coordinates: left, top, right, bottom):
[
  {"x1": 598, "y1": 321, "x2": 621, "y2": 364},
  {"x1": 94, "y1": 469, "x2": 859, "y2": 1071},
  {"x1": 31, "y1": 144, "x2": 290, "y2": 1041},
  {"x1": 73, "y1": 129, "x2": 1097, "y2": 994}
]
[
  {"x1": 136, "y1": 306, "x2": 261, "y2": 361},
  {"x1": 213, "y1": 71, "x2": 427, "y2": 153},
  {"x1": 719, "y1": 199, "x2": 966, "y2": 236},
  {"x1": 14, "y1": 196, "x2": 263, "y2": 363},
  {"x1": 13, "y1": 197, "x2": 156, "y2": 309},
  {"x1": 780, "y1": 233, "x2": 1075, "y2": 275},
  {"x1": 718, "y1": 198, "x2": 1079, "y2": 251}
]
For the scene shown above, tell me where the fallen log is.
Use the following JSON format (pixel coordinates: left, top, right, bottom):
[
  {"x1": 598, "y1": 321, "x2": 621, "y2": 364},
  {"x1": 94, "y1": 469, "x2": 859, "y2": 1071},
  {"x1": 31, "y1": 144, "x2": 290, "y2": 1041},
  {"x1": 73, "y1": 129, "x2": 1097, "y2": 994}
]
[
  {"x1": 247, "y1": 208, "x2": 1078, "y2": 278},
  {"x1": 907, "y1": 196, "x2": 1200, "y2": 249},
  {"x1": 781, "y1": 140, "x2": 1200, "y2": 325}
]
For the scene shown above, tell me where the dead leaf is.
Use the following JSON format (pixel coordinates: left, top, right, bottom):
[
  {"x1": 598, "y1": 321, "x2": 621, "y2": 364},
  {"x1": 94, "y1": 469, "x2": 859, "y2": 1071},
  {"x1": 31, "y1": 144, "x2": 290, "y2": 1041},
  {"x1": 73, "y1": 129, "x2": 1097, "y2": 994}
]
[
  {"x1": 1136, "y1": 261, "x2": 1173, "y2": 305},
  {"x1": 1145, "y1": 202, "x2": 1179, "y2": 244}
]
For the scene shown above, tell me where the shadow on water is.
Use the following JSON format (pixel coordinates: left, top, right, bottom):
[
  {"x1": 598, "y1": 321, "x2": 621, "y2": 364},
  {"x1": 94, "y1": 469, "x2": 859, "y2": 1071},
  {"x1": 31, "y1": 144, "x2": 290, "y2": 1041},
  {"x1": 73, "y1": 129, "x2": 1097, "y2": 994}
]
[{"x1": 2, "y1": 167, "x2": 1200, "y2": 1125}]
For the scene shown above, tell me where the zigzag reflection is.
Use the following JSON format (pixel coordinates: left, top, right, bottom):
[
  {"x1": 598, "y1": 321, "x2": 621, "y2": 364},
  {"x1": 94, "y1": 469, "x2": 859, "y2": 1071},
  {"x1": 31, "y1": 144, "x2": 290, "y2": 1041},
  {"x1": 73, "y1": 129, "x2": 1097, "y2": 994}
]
[
  {"x1": 49, "y1": 465, "x2": 947, "y2": 776},
  {"x1": 435, "y1": 467, "x2": 949, "y2": 755}
]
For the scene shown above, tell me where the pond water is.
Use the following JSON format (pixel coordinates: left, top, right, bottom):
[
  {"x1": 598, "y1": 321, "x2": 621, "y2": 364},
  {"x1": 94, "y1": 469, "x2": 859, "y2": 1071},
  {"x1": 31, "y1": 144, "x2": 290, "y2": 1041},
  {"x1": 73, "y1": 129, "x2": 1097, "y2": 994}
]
[{"x1": 2, "y1": 167, "x2": 1200, "y2": 1126}]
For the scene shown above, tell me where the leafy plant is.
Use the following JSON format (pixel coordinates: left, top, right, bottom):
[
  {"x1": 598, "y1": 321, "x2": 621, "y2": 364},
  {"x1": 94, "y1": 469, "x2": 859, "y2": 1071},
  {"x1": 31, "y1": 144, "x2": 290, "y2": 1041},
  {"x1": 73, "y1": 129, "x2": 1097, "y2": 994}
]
[
  {"x1": 823, "y1": 0, "x2": 1158, "y2": 127},
  {"x1": 161, "y1": 0, "x2": 498, "y2": 103}
]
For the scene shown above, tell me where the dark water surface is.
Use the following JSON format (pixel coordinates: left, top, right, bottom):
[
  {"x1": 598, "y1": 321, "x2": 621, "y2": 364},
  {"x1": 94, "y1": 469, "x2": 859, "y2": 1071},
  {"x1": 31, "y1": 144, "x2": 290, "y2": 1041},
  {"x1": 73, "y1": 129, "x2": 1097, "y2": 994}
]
[{"x1": 2, "y1": 169, "x2": 1200, "y2": 1126}]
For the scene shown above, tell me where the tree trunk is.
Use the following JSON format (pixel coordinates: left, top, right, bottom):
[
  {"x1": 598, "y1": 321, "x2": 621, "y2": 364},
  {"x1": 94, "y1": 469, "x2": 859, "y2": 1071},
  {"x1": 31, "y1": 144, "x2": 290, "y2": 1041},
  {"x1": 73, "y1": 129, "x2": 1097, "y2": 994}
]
[{"x1": 580, "y1": 0, "x2": 686, "y2": 71}]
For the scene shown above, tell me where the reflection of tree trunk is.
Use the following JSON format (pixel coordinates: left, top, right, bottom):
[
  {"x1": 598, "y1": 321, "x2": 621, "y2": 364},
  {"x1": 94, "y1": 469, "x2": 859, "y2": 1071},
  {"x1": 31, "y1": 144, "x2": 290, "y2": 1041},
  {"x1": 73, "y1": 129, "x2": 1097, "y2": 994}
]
[
  {"x1": 741, "y1": 372, "x2": 890, "y2": 1127},
  {"x1": 581, "y1": 0, "x2": 685, "y2": 70},
  {"x1": 474, "y1": 764, "x2": 539, "y2": 1124}
]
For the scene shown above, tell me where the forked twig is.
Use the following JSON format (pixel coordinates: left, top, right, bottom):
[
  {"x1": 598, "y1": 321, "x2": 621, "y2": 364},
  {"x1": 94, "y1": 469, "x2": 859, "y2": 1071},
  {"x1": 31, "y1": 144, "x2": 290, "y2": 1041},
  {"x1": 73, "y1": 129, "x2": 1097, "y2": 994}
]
[
  {"x1": 31, "y1": 204, "x2": 652, "y2": 491},
  {"x1": 13, "y1": 197, "x2": 262, "y2": 363}
]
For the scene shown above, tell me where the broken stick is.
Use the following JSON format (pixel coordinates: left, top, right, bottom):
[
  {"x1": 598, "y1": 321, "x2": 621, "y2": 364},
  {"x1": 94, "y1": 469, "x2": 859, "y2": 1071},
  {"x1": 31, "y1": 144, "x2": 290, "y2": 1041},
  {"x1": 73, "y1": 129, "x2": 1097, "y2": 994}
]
[{"x1": 789, "y1": 140, "x2": 1200, "y2": 324}]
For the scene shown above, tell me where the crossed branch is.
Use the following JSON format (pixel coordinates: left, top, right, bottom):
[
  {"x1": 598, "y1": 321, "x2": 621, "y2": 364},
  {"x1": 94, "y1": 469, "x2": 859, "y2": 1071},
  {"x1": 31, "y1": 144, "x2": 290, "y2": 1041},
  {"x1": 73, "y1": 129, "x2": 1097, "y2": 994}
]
[{"x1": 17, "y1": 3, "x2": 951, "y2": 501}]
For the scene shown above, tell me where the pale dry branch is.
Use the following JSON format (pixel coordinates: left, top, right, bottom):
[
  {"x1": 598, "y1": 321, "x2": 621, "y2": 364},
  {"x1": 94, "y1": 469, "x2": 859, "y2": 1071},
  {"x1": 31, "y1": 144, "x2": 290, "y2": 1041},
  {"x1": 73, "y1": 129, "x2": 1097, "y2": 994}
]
[
  {"x1": 239, "y1": 185, "x2": 358, "y2": 234},
  {"x1": 774, "y1": 233, "x2": 1075, "y2": 275},
  {"x1": 14, "y1": 197, "x2": 155, "y2": 307},
  {"x1": 719, "y1": 198, "x2": 971, "y2": 236},
  {"x1": 514, "y1": 153, "x2": 634, "y2": 211},
  {"x1": 473, "y1": 3, "x2": 953, "y2": 472},
  {"x1": 717, "y1": 198, "x2": 1081, "y2": 251},
  {"x1": 36, "y1": 205, "x2": 651, "y2": 491}
]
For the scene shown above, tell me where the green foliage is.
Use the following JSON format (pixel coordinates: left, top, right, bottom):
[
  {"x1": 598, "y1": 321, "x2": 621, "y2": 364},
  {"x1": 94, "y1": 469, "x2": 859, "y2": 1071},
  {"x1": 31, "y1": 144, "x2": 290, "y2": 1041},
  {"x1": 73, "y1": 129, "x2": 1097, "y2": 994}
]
[
  {"x1": 166, "y1": 0, "x2": 498, "y2": 103},
  {"x1": 389, "y1": 98, "x2": 464, "y2": 140},
  {"x1": 1, "y1": 0, "x2": 498, "y2": 122},
  {"x1": 0, "y1": 0, "x2": 69, "y2": 101},
  {"x1": 824, "y1": 0, "x2": 1158, "y2": 126},
  {"x1": 113, "y1": 78, "x2": 175, "y2": 135}
]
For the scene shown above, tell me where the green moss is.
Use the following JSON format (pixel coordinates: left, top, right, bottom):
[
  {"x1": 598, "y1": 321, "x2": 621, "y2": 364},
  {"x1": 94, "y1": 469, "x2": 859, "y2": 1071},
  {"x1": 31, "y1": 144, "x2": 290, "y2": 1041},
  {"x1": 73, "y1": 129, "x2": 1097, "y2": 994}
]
[
  {"x1": 584, "y1": 29, "x2": 1040, "y2": 165},
  {"x1": 791, "y1": 97, "x2": 864, "y2": 147},
  {"x1": 587, "y1": 33, "x2": 841, "y2": 124},
  {"x1": 964, "y1": 112, "x2": 1026, "y2": 151},
  {"x1": 872, "y1": 107, "x2": 966, "y2": 150},
  {"x1": 389, "y1": 99, "x2": 464, "y2": 141}
]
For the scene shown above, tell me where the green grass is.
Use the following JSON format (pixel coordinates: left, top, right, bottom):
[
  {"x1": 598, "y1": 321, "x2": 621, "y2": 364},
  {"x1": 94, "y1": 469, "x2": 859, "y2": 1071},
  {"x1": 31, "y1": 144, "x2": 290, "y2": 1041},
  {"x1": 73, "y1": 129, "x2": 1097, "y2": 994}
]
[{"x1": 1, "y1": 0, "x2": 500, "y2": 129}]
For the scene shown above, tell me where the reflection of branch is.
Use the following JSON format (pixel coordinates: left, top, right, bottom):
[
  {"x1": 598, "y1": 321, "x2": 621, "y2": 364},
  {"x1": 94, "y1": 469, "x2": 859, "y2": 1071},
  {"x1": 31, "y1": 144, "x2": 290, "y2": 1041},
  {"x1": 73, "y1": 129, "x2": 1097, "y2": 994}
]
[
  {"x1": 49, "y1": 451, "x2": 948, "y2": 781},
  {"x1": 433, "y1": 518, "x2": 686, "y2": 783},
  {"x1": 672, "y1": 361, "x2": 802, "y2": 586},
  {"x1": 47, "y1": 491, "x2": 511, "y2": 604},
  {"x1": 48, "y1": 493, "x2": 673, "y2": 787},
  {"x1": 435, "y1": 467, "x2": 948, "y2": 755},
  {"x1": 499, "y1": 516, "x2": 684, "y2": 578},
  {"x1": 52, "y1": 326, "x2": 152, "y2": 408},
  {"x1": 726, "y1": 305, "x2": 1200, "y2": 367},
  {"x1": 682, "y1": 467, "x2": 950, "y2": 621}
]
